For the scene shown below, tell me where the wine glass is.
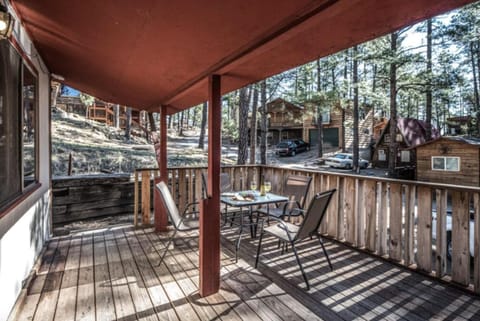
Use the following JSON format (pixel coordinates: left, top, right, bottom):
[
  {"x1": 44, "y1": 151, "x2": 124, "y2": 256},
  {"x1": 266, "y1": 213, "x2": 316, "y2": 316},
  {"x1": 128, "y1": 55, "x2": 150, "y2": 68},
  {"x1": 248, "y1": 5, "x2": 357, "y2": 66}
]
[
  {"x1": 264, "y1": 181, "x2": 271, "y2": 198},
  {"x1": 250, "y1": 180, "x2": 257, "y2": 192}
]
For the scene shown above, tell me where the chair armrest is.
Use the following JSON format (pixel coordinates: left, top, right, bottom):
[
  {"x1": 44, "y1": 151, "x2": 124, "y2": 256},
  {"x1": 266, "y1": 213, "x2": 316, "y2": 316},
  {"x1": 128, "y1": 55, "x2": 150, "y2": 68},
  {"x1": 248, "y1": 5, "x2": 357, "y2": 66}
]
[
  {"x1": 268, "y1": 216, "x2": 296, "y2": 234},
  {"x1": 181, "y1": 201, "x2": 200, "y2": 217},
  {"x1": 281, "y1": 200, "x2": 303, "y2": 220}
]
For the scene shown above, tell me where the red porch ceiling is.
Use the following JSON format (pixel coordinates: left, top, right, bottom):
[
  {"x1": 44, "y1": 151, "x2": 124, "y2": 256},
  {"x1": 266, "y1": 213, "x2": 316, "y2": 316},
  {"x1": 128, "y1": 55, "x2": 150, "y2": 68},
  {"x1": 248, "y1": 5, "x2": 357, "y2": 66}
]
[{"x1": 12, "y1": 0, "x2": 476, "y2": 114}]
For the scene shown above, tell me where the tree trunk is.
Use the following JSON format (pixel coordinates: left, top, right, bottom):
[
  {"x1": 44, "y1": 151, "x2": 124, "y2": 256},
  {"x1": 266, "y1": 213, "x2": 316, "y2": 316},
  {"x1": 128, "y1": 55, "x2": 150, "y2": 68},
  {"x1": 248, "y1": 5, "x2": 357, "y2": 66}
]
[
  {"x1": 341, "y1": 107, "x2": 346, "y2": 152},
  {"x1": 317, "y1": 110, "x2": 323, "y2": 158},
  {"x1": 425, "y1": 19, "x2": 433, "y2": 140},
  {"x1": 470, "y1": 41, "x2": 480, "y2": 135},
  {"x1": 388, "y1": 32, "x2": 398, "y2": 176},
  {"x1": 249, "y1": 85, "x2": 258, "y2": 164},
  {"x1": 198, "y1": 102, "x2": 207, "y2": 149},
  {"x1": 353, "y1": 45, "x2": 360, "y2": 173},
  {"x1": 237, "y1": 87, "x2": 250, "y2": 164},
  {"x1": 113, "y1": 104, "x2": 120, "y2": 128},
  {"x1": 260, "y1": 80, "x2": 267, "y2": 164},
  {"x1": 316, "y1": 59, "x2": 323, "y2": 158},
  {"x1": 148, "y1": 112, "x2": 157, "y2": 132},
  {"x1": 343, "y1": 49, "x2": 349, "y2": 98},
  {"x1": 125, "y1": 107, "x2": 132, "y2": 140},
  {"x1": 179, "y1": 111, "x2": 184, "y2": 136}
]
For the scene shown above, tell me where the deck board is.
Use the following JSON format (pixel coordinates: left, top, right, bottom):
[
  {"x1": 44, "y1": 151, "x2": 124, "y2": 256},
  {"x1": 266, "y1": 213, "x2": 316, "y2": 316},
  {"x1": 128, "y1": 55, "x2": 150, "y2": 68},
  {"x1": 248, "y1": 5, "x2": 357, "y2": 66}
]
[
  {"x1": 10, "y1": 225, "x2": 480, "y2": 321},
  {"x1": 55, "y1": 236, "x2": 80, "y2": 321},
  {"x1": 75, "y1": 234, "x2": 95, "y2": 321}
]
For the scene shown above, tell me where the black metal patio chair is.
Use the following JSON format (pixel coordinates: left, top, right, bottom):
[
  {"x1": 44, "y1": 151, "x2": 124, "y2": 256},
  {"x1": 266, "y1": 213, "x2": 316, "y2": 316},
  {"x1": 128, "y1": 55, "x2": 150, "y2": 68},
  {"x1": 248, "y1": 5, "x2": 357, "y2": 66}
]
[
  {"x1": 256, "y1": 175, "x2": 312, "y2": 221},
  {"x1": 255, "y1": 189, "x2": 336, "y2": 290}
]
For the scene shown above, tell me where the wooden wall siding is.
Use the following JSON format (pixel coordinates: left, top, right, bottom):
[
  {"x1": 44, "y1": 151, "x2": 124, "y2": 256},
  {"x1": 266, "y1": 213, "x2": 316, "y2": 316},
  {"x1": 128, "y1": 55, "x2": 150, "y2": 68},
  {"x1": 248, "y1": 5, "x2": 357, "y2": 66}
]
[
  {"x1": 52, "y1": 174, "x2": 137, "y2": 225},
  {"x1": 344, "y1": 110, "x2": 374, "y2": 150},
  {"x1": 416, "y1": 141, "x2": 480, "y2": 186},
  {"x1": 107, "y1": 164, "x2": 480, "y2": 293}
]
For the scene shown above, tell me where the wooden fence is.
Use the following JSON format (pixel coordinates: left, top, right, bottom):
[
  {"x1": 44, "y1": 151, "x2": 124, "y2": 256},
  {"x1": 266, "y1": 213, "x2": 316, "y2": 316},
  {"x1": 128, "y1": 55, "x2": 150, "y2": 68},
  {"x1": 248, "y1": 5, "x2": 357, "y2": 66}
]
[
  {"x1": 135, "y1": 165, "x2": 480, "y2": 293},
  {"x1": 52, "y1": 174, "x2": 137, "y2": 225}
]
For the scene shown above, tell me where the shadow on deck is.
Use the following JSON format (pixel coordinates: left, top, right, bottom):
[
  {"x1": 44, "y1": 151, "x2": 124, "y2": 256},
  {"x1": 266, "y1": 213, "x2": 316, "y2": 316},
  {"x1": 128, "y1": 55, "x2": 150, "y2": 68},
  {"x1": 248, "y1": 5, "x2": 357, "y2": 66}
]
[{"x1": 10, "y1": 225, "x2": 480, "y2": 321}]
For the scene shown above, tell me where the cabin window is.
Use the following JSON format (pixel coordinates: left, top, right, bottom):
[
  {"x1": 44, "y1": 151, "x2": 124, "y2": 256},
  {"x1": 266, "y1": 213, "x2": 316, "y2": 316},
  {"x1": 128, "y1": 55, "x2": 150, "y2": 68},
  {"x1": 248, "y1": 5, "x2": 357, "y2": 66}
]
[
  {"x1": 322, "y1": 111, "x2": 330, "y2": 124},
  {"x1": 432, "y1": 156, "x2": 460, "y2": 172},
  {"x1": 0, "y1": 42, "x2": 38, "y2": 211},
  {"x1": 378, "y1": 149, "x2": 386, "y2": 161},
  {"x1": 401, "y1": 150, "x2": 410, "y2": 162}
]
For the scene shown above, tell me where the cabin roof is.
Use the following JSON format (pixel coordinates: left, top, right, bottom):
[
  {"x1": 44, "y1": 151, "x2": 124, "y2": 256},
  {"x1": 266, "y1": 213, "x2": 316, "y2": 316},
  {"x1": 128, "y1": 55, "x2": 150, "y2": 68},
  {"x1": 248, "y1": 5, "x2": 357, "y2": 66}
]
[
  {"x1": 11, "y1": 0, "x2": 474, "y2": 114},
  {"x1": 266, "y1": 98, "x2": 304, "y2": 111},
  {"x1": 397, "y1": 117, "x2": 441, "y2": 147},
  {"x1": 375, "y1": 117, "x2": 440, "y2": 149},
  {"x1": 411, "y1": 136, "x2": 480, "y2": 149}
]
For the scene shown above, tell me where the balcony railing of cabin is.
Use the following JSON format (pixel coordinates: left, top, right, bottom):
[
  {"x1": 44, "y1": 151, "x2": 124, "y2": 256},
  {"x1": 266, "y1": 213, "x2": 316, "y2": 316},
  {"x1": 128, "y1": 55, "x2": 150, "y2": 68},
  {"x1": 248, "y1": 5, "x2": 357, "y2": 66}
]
[{"x1": 134, "y1": 164, "x2": 480, "y2": 294}]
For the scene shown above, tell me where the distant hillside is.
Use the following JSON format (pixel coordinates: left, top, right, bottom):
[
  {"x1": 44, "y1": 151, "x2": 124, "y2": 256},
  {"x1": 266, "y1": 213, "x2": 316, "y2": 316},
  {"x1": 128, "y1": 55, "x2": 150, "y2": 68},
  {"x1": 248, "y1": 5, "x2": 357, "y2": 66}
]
[
  {"x1": 51, "y1": 107, "x2": 157, "y2": 176},
  {"x1": 51, "y1": 108, "x2": 238, "y2": 177}
]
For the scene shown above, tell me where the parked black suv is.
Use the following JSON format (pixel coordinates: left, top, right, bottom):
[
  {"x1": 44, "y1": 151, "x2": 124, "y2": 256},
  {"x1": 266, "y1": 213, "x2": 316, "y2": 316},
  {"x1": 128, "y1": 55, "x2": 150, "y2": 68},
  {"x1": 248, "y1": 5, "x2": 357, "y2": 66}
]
[{"x1": 275, "y1": 139, "x2": 310, "y2": 156}]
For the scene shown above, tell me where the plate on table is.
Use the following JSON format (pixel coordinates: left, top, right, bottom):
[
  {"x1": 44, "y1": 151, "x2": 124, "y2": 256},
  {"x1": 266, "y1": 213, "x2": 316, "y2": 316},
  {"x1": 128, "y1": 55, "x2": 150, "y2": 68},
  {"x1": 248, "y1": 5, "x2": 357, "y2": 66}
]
[{"x1": 233, "y1": 192, "x2": 256, "y2": 201}]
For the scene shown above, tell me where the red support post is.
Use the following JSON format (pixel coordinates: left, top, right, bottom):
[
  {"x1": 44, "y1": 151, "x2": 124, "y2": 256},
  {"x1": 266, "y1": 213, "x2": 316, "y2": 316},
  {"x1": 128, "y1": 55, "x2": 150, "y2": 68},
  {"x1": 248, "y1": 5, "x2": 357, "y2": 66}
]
[
  {"x1": 155, "y1": 105, "x2": 169, "y2": 232},
  {"x1": 199, "y1": 75, "x2": 221, "y2": 297}
]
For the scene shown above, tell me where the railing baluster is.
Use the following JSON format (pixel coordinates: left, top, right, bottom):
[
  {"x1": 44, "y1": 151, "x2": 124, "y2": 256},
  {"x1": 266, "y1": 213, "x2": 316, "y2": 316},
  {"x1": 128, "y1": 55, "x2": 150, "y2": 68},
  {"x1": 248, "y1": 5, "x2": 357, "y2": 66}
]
[
  {"x1": 474, "y1": 193, "x2": 480, "y2": 294},
  {"x1": 435, "y1": 189, "x2": 447, "y2": 278},
  {"x1": 404, "y1": 184, "x2": 416, "y2": 266},
  {"x1": 451, "y1": 190, "x2": 470, "y2": 285},
  {"x1": 389, "y1": 183, "x2": 402, "y2": 262},
  {"x1": 356, "y1": 179, "x2": 365, "y2": 248},
  {"x1": 417, "y1": 186, "x2": 432, "y2": 273},
  {"x1": 378, "y1": 182, "x2": 388, "y2": 256},
  {"x1": 345, "y1": 177, "x2": 356, "y2": 245},
  {"x1": 141, "y1": 170, "x2": 151, "y2": 225},
  {"x1": 134, "y1": 170, "x2": 139, "y2": 227},
  {"x1": 364, "y1": 180, "x2": 377, "y2": 252},
  {"x1": 337, "y1": 177, "x2": 345, "y2": 240}
]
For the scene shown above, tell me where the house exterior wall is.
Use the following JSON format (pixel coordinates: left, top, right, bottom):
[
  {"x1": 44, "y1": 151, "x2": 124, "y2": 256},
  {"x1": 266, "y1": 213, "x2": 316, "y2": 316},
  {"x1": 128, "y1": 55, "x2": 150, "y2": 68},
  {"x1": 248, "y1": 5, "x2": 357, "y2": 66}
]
[
  {"x1": 416, "y1": 140, "x2": 480, "y2": 186},
  {"x1": 305, "y1": 105, "x2": 344, "y2": 147},
  {"x1": 0, "y1": 9, "x2": 51, "y2": 321}
]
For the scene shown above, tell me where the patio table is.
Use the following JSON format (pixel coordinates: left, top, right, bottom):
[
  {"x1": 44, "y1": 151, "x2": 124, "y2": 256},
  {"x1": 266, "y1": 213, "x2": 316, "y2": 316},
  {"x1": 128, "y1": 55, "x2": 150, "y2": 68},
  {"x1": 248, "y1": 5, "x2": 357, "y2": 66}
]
[{"x1": 221, "y1": 191, "x2": 288, "y2": 261}]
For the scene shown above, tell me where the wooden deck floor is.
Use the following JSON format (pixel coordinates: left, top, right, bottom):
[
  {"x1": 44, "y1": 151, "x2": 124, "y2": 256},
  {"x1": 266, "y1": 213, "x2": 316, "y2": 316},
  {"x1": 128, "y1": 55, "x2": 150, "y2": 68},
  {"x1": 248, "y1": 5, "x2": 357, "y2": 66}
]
[{"x1": 10, "y1": 225, "x2": 480, "y2": 321}]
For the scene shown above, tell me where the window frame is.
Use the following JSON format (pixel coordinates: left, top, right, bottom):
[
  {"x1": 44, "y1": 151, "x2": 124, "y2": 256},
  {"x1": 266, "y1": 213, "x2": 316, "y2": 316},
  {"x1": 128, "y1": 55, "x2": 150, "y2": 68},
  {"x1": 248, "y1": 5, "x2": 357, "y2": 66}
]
[
  {"x1": 431, "y1": 156, "x2": 460, "y2": 172},
  {"x1": 0, "y1": 40, "x2": 40, "y2": 214},
  {"x1": 21, "y1": 62, "x2": 39, "y2": 190}
]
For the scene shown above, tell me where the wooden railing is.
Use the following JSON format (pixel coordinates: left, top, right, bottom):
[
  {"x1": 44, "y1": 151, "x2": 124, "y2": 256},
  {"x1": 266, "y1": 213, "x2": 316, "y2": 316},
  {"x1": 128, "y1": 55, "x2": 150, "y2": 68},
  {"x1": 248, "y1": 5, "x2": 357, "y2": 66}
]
[{"x1": 135, "y1": 164, "x2": 480, "y2": 293}]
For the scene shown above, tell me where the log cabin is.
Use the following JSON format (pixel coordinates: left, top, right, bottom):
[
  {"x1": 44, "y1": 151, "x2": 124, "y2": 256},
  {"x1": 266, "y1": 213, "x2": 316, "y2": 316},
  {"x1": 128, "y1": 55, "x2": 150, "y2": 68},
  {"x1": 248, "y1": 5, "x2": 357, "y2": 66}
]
[
  {"x1": 414, "y1": 136, "x2": 480, "y2": 186},
  {"x1": 372, "y1": 117, "x2": 440, "y2": 175}
]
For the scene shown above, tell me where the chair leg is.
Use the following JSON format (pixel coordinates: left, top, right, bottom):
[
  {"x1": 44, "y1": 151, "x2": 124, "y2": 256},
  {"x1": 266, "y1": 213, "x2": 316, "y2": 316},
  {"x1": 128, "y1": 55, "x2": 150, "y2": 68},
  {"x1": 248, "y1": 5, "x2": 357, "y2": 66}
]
[
  {"x1": 235, "y1": 214, "x2": 245, "y2": 263},
  {"x1": 290, "y1": 242, "x2": 310, "y2": 290},
  {"x1": 155, "y1": 228, "x2": 178, "y2": 267},
  {"x1": 255, "y1": 231, "x2": 264, "y2": 268},
  {"x1": 317, "y1": 234, "x2": 333, "y2": 271}
]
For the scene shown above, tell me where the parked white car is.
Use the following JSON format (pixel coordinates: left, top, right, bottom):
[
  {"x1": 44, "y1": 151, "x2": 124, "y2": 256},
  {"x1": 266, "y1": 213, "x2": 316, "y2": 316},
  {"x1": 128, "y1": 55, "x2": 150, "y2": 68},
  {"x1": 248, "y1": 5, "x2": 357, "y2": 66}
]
[{"x1": 324, "y1": 153, "x2": 369, "y2": 169}]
